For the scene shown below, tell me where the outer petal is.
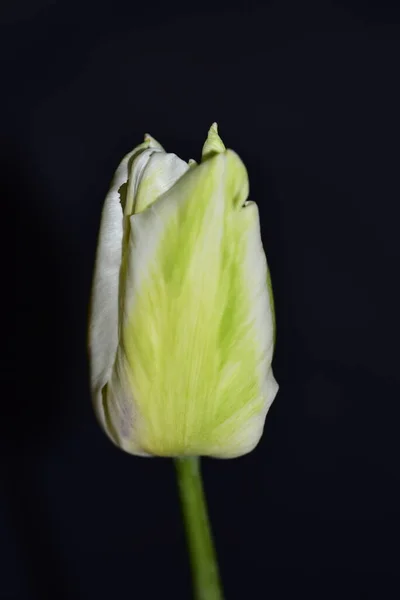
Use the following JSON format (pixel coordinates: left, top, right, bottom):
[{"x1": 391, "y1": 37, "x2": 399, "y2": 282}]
[
  {"x1": 89, "y1": 134, "x2": 163, "y2": 442},
  {"x1": 95, "y1": 149, "x2": 189, "y2": 451},
  {"x1": 105, "y1": 149, "x2": 278, "y2": 457}
]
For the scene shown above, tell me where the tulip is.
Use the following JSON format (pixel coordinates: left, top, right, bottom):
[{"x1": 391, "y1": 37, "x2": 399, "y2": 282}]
[
  {"x1": 89, "y1": 124, "x2": 279, "y2": 599},
  {"x1": 89, "y1": 123, "x2": 278, "y2": 459}
]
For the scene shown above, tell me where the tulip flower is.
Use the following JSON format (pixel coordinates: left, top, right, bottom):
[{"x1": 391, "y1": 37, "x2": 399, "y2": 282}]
[
  {"x1": 89, "y1": 124, "x2": 278, "y2": 599},
  {"x1": 89, "y1": 123, "x2": 278, "y2": 459}
]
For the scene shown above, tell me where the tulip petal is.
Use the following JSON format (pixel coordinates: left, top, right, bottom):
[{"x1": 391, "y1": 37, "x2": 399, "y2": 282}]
[
  {"x1": 89, "y1": 134, "x2": 163, "y2": 443},
  {"x1": 202, "y1": 122, "x2": 226, "y2": 160},
  {"x1": 133, "y1": 152, "x2": 189, "y2": 214},
  {"x1": 89, "y1": 154, "x2": 126, "y2": 440},
  {"x1": 105, "y1": 149, "x2": 278, "y2": 457}
]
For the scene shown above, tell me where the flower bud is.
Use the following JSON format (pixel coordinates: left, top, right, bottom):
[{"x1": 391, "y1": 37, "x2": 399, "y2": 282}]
[{"x1": 89, "y1": 124, "x2": 278, "y2": 458}]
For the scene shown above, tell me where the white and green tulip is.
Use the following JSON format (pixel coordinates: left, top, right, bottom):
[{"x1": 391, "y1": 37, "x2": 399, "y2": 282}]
[{"x1": 89, "y1": 123, "x2": 278, "y2": 458}]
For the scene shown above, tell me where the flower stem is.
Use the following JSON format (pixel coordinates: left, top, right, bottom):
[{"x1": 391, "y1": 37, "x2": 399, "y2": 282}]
[{"x1": 174, "y1": 456, "x2": 224, "y2": 600}]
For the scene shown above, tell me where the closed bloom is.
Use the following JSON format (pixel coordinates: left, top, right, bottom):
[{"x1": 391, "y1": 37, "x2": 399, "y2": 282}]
[{"x1": 89, "y1": 123, "x2": 278, "y2": 458}]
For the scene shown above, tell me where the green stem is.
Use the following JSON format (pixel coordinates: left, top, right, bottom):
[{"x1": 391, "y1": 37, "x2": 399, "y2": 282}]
[{"x1": 174, "y1": 456, "x2": 224, "y2": 600}]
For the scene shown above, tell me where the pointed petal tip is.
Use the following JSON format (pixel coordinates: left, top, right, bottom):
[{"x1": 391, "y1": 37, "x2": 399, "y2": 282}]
[
  {"x1": 201, "y1": 121, "x2": 226, "y2": 160},
  {"x1": 144, "y1": 133, "x2": 164, "y2": 150}
]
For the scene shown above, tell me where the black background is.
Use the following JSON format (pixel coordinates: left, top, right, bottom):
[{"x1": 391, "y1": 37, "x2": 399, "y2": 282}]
[{"x1": 4, "y1": 1, "x2": 400, "y2": 598}]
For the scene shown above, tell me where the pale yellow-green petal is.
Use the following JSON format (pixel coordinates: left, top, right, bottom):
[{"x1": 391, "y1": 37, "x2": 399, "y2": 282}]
[
  {"x1": 133, "y1": 152, "x2": 189, "y2": 214},
  {"x1": 201, "y1": 122, "x2": 226, "y2": 160},
  {"x1": 104, "y1": 149, "x2": 278, "y2": 457}
]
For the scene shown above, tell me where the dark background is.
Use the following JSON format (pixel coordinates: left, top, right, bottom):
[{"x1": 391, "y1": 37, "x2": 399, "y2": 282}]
[{"x1": 4, "y1": 0, "x2": 400, "y2": 598}]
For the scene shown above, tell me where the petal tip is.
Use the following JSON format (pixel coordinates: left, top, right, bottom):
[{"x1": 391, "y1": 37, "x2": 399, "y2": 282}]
[
  {"x1": 144, "y1": 133, "x2": 163, "y2": 150},
  {"x1": 201, "y1": 121, "x2": 226, "y2": 160}
]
